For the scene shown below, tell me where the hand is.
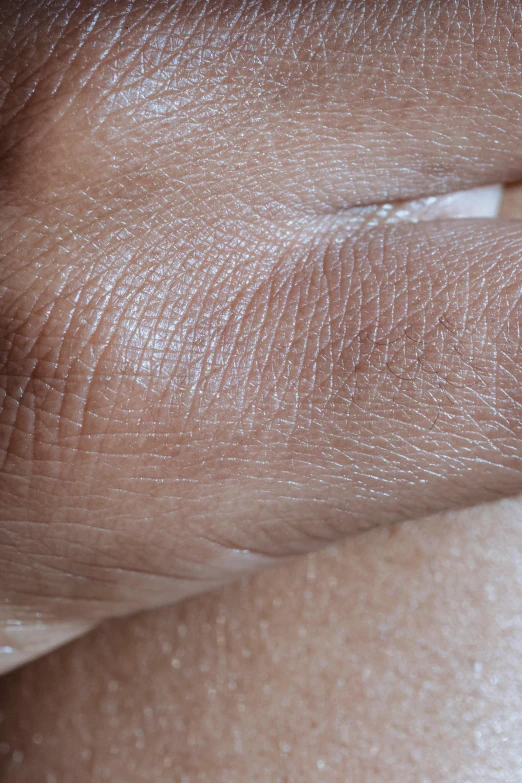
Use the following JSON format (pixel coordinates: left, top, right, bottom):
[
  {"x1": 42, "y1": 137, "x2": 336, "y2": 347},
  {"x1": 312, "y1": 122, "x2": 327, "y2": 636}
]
[
  {"x1": 4, "y1": 500, "x2": 522, "y2": 782},
  {"x1": 2, "y1": 0, "x2": 522, "y2": 671}
]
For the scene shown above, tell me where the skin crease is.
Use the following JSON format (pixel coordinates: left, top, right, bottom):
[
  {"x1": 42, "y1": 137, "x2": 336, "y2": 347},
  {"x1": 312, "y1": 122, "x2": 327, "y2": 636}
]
[
  {"x1": 2, "y1": 197, "x2": 522, "y2": 782},
  {"x1": 2, "y1": 3, "x2": 521, "y2": 783},
  {"x1": 5, "y1": 0, "x2": 522, "y2": 670},
  {"x1": 2, "y1": 497, "x2": 522, "y2": 781}
]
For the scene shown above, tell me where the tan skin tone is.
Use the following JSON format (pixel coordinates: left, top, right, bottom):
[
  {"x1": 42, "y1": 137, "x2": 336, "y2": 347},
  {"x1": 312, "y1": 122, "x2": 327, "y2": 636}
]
[
  {"x1": 3, "y1": 0, "x2": 522, "y2": 670},
  {"x1": 3, "y1": 2, "x2": 522, "y2": 778},
  {"x1": 3, "y1": 495, "x2": 522, "y2": 782}
]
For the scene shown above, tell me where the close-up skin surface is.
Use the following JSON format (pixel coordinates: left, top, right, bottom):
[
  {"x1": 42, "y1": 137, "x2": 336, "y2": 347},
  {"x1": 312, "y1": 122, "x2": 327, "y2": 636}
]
[
  {"x1": 3, "y1": 0, "x2": 522, "y2": 672},
  {"x1": 3, "y1": 1, "x2": 522, "y2": 780},
  {"x1": 2, "y1": 499, "x2": 522, "y2": 782}
]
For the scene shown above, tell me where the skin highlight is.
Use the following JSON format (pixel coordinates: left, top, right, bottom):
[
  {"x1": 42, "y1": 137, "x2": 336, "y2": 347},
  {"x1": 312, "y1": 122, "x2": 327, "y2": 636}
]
[
  {"x1": 2, "y1": 4, "x2": 522, "y2": 779},
  {"x1": 2, "y1": 0, "x2": 522, "y2": 672}
]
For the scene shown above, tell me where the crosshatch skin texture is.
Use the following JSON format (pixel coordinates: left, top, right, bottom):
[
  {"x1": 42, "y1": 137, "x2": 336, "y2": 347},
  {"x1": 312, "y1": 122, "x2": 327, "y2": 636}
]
[{"x1": 3, "y1": 0, "x2": 522, "y2": 673}]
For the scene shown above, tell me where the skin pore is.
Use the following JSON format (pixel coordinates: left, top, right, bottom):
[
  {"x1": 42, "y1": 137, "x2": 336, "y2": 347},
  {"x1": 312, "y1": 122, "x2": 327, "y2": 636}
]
[{"x1": 3, "y1": 3, "x2": 522, "y2": 778}]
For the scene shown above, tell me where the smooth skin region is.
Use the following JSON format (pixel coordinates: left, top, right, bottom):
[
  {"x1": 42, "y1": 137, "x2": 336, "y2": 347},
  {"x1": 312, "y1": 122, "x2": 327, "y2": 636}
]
[
  {"x1": 3, "y1": 0, "x2": 522, "y2": 671},
  {"x1": 2, "y1": 498, "x2": 522, "y2": 782}
]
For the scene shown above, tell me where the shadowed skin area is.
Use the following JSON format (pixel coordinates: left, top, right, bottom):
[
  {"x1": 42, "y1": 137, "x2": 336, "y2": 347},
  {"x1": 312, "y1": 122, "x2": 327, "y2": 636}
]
[{"x1": 4, "y1": 0, "x2": 522, "y2": 673}]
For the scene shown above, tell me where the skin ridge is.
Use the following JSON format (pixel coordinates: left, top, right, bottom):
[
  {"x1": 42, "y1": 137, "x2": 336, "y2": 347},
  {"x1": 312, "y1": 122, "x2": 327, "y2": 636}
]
[
  {"x1": 1, "y1": 0, "x2": 522, "y2": 211},
  {"x1": 2, "y1": 0, "x2": 522, "y2": 672}
]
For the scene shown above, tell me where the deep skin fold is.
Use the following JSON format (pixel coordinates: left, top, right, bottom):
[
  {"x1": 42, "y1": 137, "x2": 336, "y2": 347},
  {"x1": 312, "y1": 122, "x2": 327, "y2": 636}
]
[{"x1": 2, "y1": 0, "x2": 522, "y2": 671}]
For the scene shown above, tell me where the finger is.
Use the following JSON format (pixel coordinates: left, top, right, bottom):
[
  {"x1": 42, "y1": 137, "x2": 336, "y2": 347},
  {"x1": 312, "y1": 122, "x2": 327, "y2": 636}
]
[
  {"x1": 3, "y1": 0, "x2": 522, "y2": 219},
  {"x1": 3, "y1": 501, "x2": 522, "y2": 782},
  {"x1": 3, "y1": 0, "x2": 522, "y2": 675},
  {"x1": 0, "y1": 185, "x2": 505, "y2": 675},
  {"x1": 4, "y1": 212, "x2": 522, "y2": 675}
]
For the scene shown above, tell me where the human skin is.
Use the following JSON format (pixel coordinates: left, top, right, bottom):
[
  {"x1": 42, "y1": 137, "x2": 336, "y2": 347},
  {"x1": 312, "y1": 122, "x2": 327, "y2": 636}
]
[
  {"x1": 4, "y1": 201, "x2": 522, "y2": 783},
  {"x1": 5, "y1": 2, "x2": 521, "y2": 783},
  {"x1": 5, "y1": 0, "x2": 522, "y2": 670},
  {"x1": 2, "y1": 498, "x2": 522, "y2": 783}
]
